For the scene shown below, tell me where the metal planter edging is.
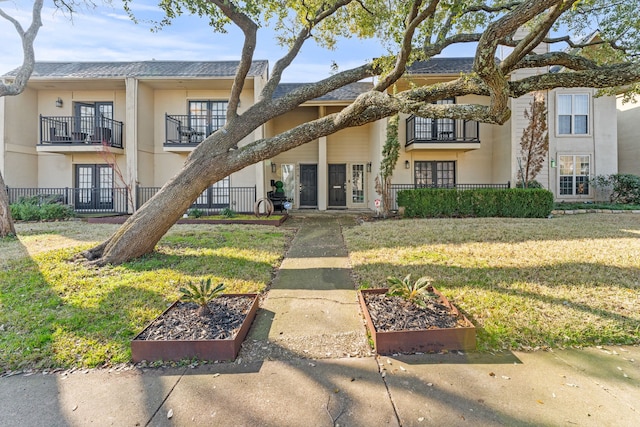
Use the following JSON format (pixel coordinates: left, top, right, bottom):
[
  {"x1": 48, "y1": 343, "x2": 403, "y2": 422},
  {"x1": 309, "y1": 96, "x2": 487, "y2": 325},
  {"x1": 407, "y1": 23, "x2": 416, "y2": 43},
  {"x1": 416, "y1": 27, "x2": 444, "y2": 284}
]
[
  {"x1": 131, "y1": 294, "x2": 259, "y2": 363},
  {"x1": 358, "y1": 288, "x2": 476, "y2": 354}
]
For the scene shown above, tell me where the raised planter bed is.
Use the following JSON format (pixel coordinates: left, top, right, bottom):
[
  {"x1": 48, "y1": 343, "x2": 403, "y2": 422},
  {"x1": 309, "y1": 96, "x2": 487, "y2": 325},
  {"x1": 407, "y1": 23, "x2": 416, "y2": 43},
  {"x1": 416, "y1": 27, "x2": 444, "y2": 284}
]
[
  {"x1": 131, "y1": 293, "x2": 259, "y2": 363},
  {"x1": 358, "y1": 288, "x2": 476, "y2": 354}
]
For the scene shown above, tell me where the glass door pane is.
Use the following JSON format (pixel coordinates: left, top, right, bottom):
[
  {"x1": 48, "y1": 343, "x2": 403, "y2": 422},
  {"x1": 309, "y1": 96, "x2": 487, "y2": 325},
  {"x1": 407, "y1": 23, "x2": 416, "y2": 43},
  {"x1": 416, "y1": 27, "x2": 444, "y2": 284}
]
[{"x1": 352, "y1": 164, "x2": 365, "y2": 203}]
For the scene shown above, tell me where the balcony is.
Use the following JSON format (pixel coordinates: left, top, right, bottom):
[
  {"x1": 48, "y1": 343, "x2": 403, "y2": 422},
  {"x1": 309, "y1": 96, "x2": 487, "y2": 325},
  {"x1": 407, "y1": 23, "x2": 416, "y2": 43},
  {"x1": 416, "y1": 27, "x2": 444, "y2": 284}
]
[
  {"x1": 38, "y1": 115, "x2": 124, "y2": 154},
  {"x1": 406, "y1": 116, "x2": 480, "y2": 151},
  {"x1": 164, "y1": 114, "x2": 224, "y2": 152}
]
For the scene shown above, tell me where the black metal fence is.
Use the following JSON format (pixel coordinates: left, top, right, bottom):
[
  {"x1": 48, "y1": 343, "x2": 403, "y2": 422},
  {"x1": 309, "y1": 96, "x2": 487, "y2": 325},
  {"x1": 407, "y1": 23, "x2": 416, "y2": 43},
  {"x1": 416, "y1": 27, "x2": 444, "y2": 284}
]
[
  {"x1": 388, "y1": 182, "x2": 511, "y2": 210},
  {"x1": 6, "y1": 187, "x2": 129, "y2": 214},
  {"x1": 137, "y1": 186, "x2": 256, "y2": 214},
  {"x1": 40, "y1": 115, "x2": 124, "y2": 148},
  {"x1": 406, "y1": 115, "x2": 480, "y2": 145},
  {"x1": 165, "y1": 114, "x2": 225, "y2": 146}
]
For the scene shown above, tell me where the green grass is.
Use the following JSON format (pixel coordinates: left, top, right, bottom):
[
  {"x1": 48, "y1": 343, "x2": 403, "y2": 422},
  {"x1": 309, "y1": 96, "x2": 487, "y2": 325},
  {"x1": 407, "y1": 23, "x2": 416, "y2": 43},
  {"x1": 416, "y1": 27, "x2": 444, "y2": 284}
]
[
  {"x1": 554, "y1": 202, "x2": 640, "y2": 210},
  {"x1": 0, "y1": 224, "x2": 291, "y2": 371},
  {"x1": 343, "y1": 214, "x2": 640, "y2": 352}
]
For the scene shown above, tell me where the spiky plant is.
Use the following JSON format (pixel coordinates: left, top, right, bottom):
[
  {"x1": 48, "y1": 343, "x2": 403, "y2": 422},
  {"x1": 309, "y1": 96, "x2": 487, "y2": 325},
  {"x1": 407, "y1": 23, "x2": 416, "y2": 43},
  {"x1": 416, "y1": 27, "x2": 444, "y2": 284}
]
[
  {"x1": 386, "y1": 274, "x2": 435, "y2": 306},
  {"x1": 179, "y1": 278, "x2": 225, "y2": 316}
]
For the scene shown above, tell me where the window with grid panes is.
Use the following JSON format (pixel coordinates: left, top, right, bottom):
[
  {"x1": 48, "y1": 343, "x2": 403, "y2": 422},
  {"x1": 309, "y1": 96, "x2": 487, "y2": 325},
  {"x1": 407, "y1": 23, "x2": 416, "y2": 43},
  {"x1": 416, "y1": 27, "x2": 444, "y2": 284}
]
[
  {"x1": 559, "y1": 155, "x2": 590, "y2": 195},
  {"x1": 414, "y1": 161, "x2": 455, "y2": 187},
  {"x1": 557, "y1": 94, "x2": 589, "y2": 135}
]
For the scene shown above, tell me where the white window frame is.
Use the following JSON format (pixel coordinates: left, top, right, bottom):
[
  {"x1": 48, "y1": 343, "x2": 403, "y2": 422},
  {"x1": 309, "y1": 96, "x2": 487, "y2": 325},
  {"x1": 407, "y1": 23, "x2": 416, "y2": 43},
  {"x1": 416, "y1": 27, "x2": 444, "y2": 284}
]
[
  {"x1": 556, "y1": 93, "x2": 590, "y2": 136},
  {"x1": 558, "y1": 154, "x2": 591, "y2": 196}
]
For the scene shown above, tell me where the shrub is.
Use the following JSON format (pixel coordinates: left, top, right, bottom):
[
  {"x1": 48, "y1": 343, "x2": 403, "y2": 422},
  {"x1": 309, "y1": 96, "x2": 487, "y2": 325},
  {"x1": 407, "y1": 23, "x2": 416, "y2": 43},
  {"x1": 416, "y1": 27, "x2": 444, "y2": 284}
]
[
  {"x1": 398, "y1": 188, "x2": 553, "y2": 218},
  {"x1": 386, "y1": 274, "x2": 435, "y2": 307},
  {"x1": 188, "y1": 208, "x2": 205, "y2": 218},
  {"x1": 591, "y1": 174, "x2": 640, "y2": 204},
  {"x1": 515, "y1": 180, "x2": 543, "y2": 189},
  {"x1": 39, "y1": 203, "x2": 74, "y2": 220},
  {"x1": 10, "y1": 196, "x2": 74, "y2": 221},
  {"x1": 220, "y1": 207, "x2": 237, "y2": 218},
  {"x1": 179, "y1": 278, "x2": 225, "y2": 317}
]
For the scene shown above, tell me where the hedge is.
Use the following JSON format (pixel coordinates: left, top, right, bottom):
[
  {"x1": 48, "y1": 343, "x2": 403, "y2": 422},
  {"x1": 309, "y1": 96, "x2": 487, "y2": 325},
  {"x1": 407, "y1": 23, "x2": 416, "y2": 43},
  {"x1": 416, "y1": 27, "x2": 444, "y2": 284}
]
[{"x1": 398, "y1": 188, "x2": 554, "y2": 218}]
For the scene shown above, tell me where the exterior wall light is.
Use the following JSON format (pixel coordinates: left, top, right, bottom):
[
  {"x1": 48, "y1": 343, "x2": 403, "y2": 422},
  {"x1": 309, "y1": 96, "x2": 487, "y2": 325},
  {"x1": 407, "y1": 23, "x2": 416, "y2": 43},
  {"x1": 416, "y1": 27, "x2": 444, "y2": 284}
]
[
  {"x1": 55, "y1": 97, "x2": 63, "y2": 108},
  {"x1": 271, "y1": 162, "x2": 277, "y2": 173},
  {"x1": 366, "y1": 162, "x2": 372, "y2": 172},
  {"x1": 405, "y1": 160, "x2": 410, "y2": 169},
  {"x1": 550, "y1": 159, "x2": 556, "y2": 168}
]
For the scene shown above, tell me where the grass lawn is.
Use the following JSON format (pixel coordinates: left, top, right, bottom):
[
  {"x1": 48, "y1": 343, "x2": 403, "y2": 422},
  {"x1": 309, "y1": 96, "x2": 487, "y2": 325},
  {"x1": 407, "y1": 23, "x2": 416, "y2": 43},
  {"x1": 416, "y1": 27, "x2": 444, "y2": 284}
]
[
  {"x1": 343, "y1": 214, "x2": 640, "y2": 352},
  {"x1": 0, "y1": 221, "x2": 292, "y2": 372}
]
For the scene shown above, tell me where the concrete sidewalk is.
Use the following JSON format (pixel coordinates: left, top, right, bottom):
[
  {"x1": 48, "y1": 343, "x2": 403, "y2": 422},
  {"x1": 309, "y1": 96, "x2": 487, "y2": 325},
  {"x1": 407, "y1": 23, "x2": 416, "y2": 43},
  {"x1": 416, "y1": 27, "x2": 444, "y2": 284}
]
[{"x1": 1, "y1": 213, "x2": 639, "y2": 426}]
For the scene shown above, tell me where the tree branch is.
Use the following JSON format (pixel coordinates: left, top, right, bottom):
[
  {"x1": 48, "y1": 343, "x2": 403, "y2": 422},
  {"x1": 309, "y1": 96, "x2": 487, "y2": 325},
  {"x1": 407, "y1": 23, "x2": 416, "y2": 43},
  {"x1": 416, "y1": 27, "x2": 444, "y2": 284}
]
[
  {"x1": 374, "y1": 0, "x2": 439, "y2": 92},
  {"x1": 209, "y1": 0, "x2": 258, "y2": 121},
  {"x1": 0, "y1": 0, "x2": 44, "y2": 97},
  {"x1": 511, "y1": 52, "x2": 598, "y2": 71},
  {"x1": 509, "y1": 62, "x2": 640, "y2": 97},
  {"x1": 261, "y1": 0, "x2": 355, "y2": 100},
  {"x1": 499, "y1": 0, "x2": 578, "y2": 73}
]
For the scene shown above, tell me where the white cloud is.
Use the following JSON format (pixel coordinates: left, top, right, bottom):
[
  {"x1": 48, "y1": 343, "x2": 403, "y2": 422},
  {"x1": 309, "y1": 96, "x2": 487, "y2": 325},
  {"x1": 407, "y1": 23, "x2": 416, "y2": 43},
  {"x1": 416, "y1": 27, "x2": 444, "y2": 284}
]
[{"x1": 0, "y1": 1, "x2": 386, "y2": 82}]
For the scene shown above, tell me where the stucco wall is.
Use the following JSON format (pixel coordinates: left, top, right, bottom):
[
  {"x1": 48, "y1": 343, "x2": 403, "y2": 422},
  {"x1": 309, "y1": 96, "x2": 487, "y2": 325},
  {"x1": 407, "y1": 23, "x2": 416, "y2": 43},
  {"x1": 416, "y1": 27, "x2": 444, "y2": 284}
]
[
  {"x1": 617, "y1": 96, "x2": 640, "y2": 174},
  {"x1": 3, "y1": 86, "x2": 39, "y2": 187}
]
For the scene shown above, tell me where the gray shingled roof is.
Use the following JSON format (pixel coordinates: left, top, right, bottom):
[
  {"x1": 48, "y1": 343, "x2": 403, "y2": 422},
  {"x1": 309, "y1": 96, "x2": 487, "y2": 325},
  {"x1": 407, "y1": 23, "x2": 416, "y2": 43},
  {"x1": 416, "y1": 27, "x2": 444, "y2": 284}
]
[
  {"x1": 407, "y1": 57, "x2": 475, "y2": 74},
  {"x1": 2, "y1": 60, "x2": 269, "y2": 79},
  {"x1": 274, "y1": 82, "x2": 374, "y2": 101}
]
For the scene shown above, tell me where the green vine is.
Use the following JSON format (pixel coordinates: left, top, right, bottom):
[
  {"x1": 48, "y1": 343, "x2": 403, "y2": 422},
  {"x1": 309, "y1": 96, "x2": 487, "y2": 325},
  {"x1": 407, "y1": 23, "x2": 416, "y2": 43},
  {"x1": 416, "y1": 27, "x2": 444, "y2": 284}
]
[{"x1": 375, "y1": 114, "x2": 400, "y2": 217}]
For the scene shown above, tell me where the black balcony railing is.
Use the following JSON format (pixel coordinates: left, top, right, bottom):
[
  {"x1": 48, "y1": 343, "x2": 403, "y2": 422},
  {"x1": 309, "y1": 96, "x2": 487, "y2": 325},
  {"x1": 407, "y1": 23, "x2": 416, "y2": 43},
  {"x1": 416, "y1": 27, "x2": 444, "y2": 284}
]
[
  {"x1": 137, "y1": 186, "x2": 256, "y2": 213},
  {"x1": 40, "y1": 115, "x2": 124, "y2": 148},
  {"x1": 165, "y1": 114, "x2": 225, "y2": 146},
  {"x1": 388, "y1": 182, "x2": 510, "y2": 210},
  {"x1": 406, "y1": 115, "x2": 480, "y2": 146},
  {"x1": 6, "y1": 187, "x2": 129, "y2": 213}
]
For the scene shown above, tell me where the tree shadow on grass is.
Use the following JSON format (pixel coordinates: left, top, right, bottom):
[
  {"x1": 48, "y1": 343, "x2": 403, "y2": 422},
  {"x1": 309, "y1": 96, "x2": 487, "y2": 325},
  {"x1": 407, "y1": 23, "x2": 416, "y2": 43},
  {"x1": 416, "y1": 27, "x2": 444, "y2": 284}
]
[
  {"x1": 0, "y1": 254, "x2": 169, "y2": 372},
  {"x1": 351, "y1": 260, "x2": 640, "y2": 352}
]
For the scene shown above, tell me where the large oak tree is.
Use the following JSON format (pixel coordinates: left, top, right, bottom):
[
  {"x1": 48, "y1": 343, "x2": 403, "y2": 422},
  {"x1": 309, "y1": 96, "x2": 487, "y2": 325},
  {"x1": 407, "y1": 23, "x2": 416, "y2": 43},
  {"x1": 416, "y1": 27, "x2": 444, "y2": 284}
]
[
  {"x1": 83, "y1": 0, "x2": 640, "y2": 265},
  {"x1": 0, "y1": 0, "x2": 44, "y2": 238}
]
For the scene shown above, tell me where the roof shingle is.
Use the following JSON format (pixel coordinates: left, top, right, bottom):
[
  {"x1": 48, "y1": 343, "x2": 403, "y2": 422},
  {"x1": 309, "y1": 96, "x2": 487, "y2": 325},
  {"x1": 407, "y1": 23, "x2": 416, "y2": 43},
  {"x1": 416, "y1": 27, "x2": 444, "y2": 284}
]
[{"x1": 2, "y1": 60, "x2": 269, "y2": 79}]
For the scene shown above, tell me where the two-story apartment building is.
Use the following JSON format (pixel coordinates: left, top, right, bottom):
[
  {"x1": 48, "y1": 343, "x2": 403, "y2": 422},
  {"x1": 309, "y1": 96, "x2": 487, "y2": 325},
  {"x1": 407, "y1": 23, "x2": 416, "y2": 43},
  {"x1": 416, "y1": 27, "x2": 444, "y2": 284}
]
[{"x1": 0, "y1": 55, "x2": 620, "y2": 214}]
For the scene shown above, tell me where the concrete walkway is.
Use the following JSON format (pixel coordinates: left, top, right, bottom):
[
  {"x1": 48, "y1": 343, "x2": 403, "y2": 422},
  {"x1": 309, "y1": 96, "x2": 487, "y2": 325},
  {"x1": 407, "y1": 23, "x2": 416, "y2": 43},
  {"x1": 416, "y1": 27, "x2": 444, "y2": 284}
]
[
  {"x1": 1, "y1": 213, "x2": 639, "y2": 426},
  {"x1": 240, "y1": 213, "x2": 371, "y2": 362}
]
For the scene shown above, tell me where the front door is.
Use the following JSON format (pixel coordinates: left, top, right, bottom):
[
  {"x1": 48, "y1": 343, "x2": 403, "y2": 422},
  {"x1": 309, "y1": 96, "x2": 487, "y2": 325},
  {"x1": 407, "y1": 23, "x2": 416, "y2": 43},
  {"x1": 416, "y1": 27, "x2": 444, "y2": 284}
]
[
  {"x1": 75, "y1": 164, "x2": 114, "y2": 210},
  {"x1": 299, "y1": 164, "x2": 318, "y2": 208},
  {"x1": 328, "y1": 164, "x2": 347, "y2": 208}
]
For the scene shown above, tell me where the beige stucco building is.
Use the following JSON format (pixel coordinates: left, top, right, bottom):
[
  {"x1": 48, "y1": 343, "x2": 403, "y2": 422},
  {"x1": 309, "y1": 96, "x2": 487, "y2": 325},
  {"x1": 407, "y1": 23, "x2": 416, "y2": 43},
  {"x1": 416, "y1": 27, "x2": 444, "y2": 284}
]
[{"x1": 0, "y1": 57, "x2": 622, "y2": 214}]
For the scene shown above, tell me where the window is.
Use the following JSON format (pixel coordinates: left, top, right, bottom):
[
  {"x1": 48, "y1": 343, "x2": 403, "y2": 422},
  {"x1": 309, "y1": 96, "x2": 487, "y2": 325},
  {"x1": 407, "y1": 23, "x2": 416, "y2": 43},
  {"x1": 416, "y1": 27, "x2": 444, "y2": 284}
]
[
  {"x1": 75, "y1": 164, "x2": 113, "y2": 210},
  {"x1": 414, "y1": 161, "x2": 455, "y2": 187},
  {"x1": 195, "y1": 177, "x2": 230, "y2": 208},
  {"x1": 414, "y1": 98, "x2": 455, "y2": 140},
  {"x1": 559, "y1": 155, "x2": 590, "y2": 196},
  {"x1": 281, "y1": 164, "x2": 296, "y2": 203},
  {"x1": 75, "y1": 102, "x2": 113, "y2": 137},
  {"x1": 558, "y1": 94, "x2": 589, "y2": 135},
  {"x1": 351, "y1": 164, "x2": 365, "y2": 203},
  {"x1": 189, "y1": 101, "x2": 228, "y2": 139}
]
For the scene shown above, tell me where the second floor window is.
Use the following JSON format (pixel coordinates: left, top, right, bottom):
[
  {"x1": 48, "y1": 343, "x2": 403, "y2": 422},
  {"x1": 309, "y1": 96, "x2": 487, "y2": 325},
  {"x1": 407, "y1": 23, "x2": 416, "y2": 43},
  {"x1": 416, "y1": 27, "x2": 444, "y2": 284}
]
[
  {"x1": 75, "y1": 102, "x2": 113, "y2": 135},
  {"x1": 414, "y1": 98, "x2": 455, "y2": 140},
  {"x1": 557, "y1": 94, "x2": 589, "y2": 135},
  {"x1": 189, "y1": 100, "x2": 228, "y2": 137}
]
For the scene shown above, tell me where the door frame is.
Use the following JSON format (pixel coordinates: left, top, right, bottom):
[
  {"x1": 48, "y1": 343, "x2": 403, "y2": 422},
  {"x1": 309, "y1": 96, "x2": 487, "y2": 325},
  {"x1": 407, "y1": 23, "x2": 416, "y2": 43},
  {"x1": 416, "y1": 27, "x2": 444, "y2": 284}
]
[
  {"x1": 299, "y1": 163, "x2": 318, "y2": 208},
  {"x1": 328, "y1": 163, "x2": 347, "y2": 208}
]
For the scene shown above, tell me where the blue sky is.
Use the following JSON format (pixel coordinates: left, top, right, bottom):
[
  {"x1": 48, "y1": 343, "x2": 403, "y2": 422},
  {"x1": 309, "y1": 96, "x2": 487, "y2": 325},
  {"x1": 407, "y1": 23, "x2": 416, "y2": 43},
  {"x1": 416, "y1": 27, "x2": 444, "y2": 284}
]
[{"x1": 1, "y1": 0, "x2": 475, "y2": 82}]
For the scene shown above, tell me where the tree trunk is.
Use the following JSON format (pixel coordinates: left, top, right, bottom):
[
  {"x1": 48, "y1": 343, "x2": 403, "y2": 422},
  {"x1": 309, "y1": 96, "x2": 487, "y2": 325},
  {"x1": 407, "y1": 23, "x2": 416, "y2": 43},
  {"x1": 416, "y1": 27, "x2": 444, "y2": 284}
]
[
  {"x1": 0, "y1": 171, "x2": 16, "y2": 238},
  {"x1": 83, "y1": 147, "x2": 226, "y2": 265}
]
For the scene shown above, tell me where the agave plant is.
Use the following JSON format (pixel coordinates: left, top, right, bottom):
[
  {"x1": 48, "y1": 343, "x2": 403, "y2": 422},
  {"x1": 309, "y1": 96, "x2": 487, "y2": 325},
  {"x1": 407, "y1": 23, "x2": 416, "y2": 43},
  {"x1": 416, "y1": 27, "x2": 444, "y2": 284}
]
[
  {"x1": 179, "y1": 278, "x2": 225, "y2": 316},
  {"x1": 386, "y1": 274, "x2": 435, "y2": 306}
]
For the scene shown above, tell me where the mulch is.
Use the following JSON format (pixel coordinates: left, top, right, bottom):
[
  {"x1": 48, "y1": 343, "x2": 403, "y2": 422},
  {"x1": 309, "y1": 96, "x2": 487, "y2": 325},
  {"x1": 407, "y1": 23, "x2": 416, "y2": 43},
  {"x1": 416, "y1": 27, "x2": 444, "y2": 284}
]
[
  {"x1": 134, "y1": 296, "x2": 254, "y2": 341},
  {"x1": 362, "y1": 293, "x2": 463, "y2": 332}
]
